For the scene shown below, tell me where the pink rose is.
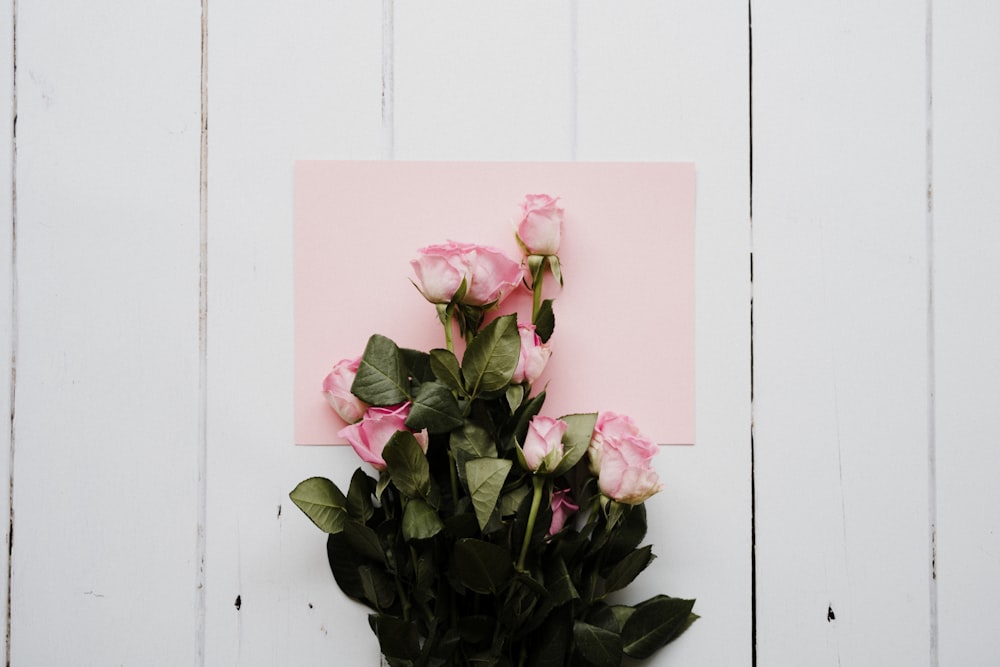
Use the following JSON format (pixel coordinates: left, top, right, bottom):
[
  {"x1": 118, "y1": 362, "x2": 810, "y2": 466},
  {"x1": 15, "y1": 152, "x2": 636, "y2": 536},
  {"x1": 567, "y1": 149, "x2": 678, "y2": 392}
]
[
  {"x1": 322, "y1": 357, "x2": 368, "y2": 424},
  {"x1": 516, "y1": 194, "x2": 563, "y2": 256},
  {"x1": 520, "y1": 415, "x2": 568, "y2": 474},
  {"x1": 338, "y1": 403, "x2": 429, "y2": 471},
  {"x1": 587, "y1": 412, "x2": 658, "y2": 476},
  {"x1": 510, "y1": 323, "x2": 551, "y2": 385},
  {"x1": 588, "y1": 413, "x2": 663, "y2": 505},
  {"x1": 548, "y1": 487, "x2": 579, "y2": 536},
  {"x1": 411, "y1": 241, "x2": 523, "y2": 306}
]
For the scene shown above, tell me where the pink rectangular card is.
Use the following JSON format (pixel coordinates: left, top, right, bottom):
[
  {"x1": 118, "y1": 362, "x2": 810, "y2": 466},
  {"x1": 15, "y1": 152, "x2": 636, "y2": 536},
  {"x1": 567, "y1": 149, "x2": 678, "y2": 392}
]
[{"x1": 295, "y1": 161, "x2": 695, "y2": 445}]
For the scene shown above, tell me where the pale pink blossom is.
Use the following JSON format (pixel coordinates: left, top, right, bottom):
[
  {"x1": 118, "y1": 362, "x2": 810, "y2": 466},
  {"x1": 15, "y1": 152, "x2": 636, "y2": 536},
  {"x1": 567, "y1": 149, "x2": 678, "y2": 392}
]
[
  {"x1": 338, "y1": 404, "x2": 429, "y2": 471},
  {"x1": 516, "y1": 194, "x2": 564, "y2": 256},
  {"x1": 322, "y1": 356, "x2": 368, "y2": 424}
]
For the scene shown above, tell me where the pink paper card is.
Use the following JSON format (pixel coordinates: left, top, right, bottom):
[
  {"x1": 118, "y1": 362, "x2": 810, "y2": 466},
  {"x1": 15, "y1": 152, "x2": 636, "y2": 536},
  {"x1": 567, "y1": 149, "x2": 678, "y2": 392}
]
[{"x1": 295, "y1": 161, "x2": 695, "y2": 445}]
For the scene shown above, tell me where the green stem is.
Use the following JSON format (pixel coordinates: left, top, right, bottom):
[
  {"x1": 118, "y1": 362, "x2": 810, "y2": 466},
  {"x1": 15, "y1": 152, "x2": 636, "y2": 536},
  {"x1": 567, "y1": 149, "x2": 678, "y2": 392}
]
[
  {"x1": 447, "y1": 448, "x2": 459, "y2": 509},
  {"x1": 443, "y1": 304, "x2": 455, "y2": 353},
  {"x1": 517, "y1": 476, "x2": 546, "y2": 571},
  {"x1": 531, "y1": 263, "x2": 544, "y2": 324}
]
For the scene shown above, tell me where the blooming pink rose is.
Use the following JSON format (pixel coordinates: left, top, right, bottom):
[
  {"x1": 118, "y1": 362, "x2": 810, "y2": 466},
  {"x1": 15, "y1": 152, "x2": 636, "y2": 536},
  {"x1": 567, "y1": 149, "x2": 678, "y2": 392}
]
[
  {"x1": 588, "y1": 413, "x2": 663, "y2": 504},
  {"x1": 548, "y1": 487, "x2": 579, "y2": 536},
  {"x1": 338, "y1": 404, "x2": 429, "y2": 471},
  {"x1": 411, "y1": 241, "x2": 522, "y2": 306},
  {"x1": 520, "y1": 415, "x2": 568, "y2": 474},
  {"x1": 597, "y1": 449, "x2": 664, "y2": 505},
  {"x1": 510, "y1": 323, "x2": 551, "y2": 385},
  {"x1": 587, "y1": 412, "x2": 658, "y2": 476},
  {"x1": 516, "y1": 194, "x2": 563, "y2": 256},
  {"x1": 322, "y1": 357, "x2": 368, "y2": 424}
]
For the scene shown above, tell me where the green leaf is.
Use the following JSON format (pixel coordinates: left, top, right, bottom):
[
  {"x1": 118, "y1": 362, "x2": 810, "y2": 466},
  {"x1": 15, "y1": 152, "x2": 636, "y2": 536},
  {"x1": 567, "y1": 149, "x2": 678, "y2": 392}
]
[
  {"x1": 429, "y1": 348, "x2": 464, "y2": 393},
  {"x1": 534, "y1": 298, "x2": 555, "y2": 343},
  {"x1": 451, "y1": 422, "x2": 497, "y2": 458},
  {"x1": 605, "y1": 503, "x2": 647, "y2": 562},
  {"x1": 326, "y1": 533, "x2": 373, "y2": 608},
  {"x1": 505, "y1": 384, "x2": 524, "y2": 413},
  {"x1": 548, "y1": 255, "x2": 563, "y2": 286},
  {"x1": 370, "y1": 615, "x2": 422, "y2": 660},
  {"x1": 462, "y1": 314, "x2": 520, "y2": 397},
  {"x1": 621, "y1": 596, "x2": 698, "y2": 659},
  {"x1": 358, "y1": 564, "x2": 396, "y2": 610},
  {"x1": 466, "y1": 457, "x2": 512, "y2": 531},
  {"x1": 289, "y1": 477, "x2": 348, "y2": 534},
  {"x1": 402, "y1": 498, "x2": 444, "y2": 541},
  {"x1": 451, "y1": 422, "x2": 498, "y2": 490},
  {"x1": 552, "y1": 413, "x2": 598, "y2": 476},
  {"x1": 346, "y1": 468, "x2": 374, "y2": 522},
  {"x1": 453, "y1": 538, "x2": 514, "y2": 594},
  {"x1": 400, "y1": 347, "x2": 434, "y2": 384},
  {"x1": 342, "y1": 521, "x2": 386, "y2": 564},
  {"x1": 528, "y1": 605, "x2": 572, "y2": 667},
  {"x1": 499, "y1": 484, "x2": 531, "y2": 517},
  {"x1": 352, "y1": 334, "x2": 411, "y2": 406},
  {"x1": 603, "y1": 545, "x2": 654, "y2": 594},
  {"x1": 382, "y1": 431, "x2": 432, "y2": 500},
  {"x1": 544, "y1": 557, "x2": 580, "y2": 608},
  {"x1": 406, "y1": 381, "x2": 463, "y2": 434},
  {"x1": 572, "y1": 621, "x2": 623, "y2": 667}
]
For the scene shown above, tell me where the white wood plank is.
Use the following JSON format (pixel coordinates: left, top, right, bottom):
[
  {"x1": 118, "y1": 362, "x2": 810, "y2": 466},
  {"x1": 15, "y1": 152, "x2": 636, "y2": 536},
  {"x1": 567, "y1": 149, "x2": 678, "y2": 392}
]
[
  {"x1": 933, "y1": 2, "x2": 1000, "y2": 663},
  {"x1": 204, "y1": 3, "x2": 386, "y2": 665},
  {"x1": 577, "y1": 2, "x2": 752, "y2": 665},
  {"x1": 0, "y1": 1, "x2": 13, "y2": 664},
  {"x1": 394, "y1": 0, "x2": 574, "y2": 159},
  {"x1": 753, "y1": 3, "x2": 933, "y2": 664},
  {"x1": 10, "y1": 2, "x2": 201, "y2": 664}
]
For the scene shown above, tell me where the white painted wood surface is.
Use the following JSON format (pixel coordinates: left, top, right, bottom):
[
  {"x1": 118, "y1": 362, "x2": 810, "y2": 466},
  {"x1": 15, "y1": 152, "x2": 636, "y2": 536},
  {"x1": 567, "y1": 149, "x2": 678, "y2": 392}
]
[
  {"x1": 9, "y1": 1, "x2": 202, "y2": 664},
  {"x1": 3, "y1": 2, "x2": 998, "y2": 665},
  {"x1": 933, "y1": 2, "x2": 1000, "y2": 664},
  {"x1": 753, "y1": 2, "x2": 934, "y2": 665}
]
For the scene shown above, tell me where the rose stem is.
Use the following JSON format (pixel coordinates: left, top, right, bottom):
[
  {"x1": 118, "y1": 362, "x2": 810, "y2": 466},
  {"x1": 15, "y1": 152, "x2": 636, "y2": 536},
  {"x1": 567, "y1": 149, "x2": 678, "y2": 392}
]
[
  {"x1": 443, "y1": 304, "x2": 455, "y2": 353},
  {"x1": 531, "y1": 261, "x2": 544, "y2": 325},
  {"x1": 516, "y1": 475, "x2": 546, "y2": 572}
]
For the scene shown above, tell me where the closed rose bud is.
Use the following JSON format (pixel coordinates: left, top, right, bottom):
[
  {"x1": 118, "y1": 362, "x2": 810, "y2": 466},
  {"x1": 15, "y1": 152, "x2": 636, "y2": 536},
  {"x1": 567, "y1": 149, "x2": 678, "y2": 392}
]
[
  {"x1": 520, "y1": 415, "x2": 568, "y2": 474},
  {"x1": 338, "y1": 403, "x2": 428, "y2": 471},
  {"x1": 511, "y1": 323, "x2": 551, "y2": 385},
  {"x1": 516, "y1": 194, "x2": 563, "y2": 256},
  {"x1": 548, "y1": 487, "x2": 579, "y2": 536},
  {"x1": 322, "y1": 357, "x2": 369, "y2": 424}
]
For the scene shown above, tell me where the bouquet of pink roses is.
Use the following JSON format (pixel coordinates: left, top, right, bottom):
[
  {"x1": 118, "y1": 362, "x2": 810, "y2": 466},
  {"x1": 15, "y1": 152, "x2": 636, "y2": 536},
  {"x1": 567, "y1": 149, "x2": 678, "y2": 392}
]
[{"x1": 291, "y1": 195, "x2": 696, "y2": 667}]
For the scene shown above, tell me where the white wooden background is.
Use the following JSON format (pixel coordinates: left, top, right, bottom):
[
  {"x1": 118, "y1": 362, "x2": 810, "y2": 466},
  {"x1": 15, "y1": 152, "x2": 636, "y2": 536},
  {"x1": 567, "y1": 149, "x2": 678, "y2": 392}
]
[{"x1": 2, "y1": 2, "x2": 998, "y2": 665}]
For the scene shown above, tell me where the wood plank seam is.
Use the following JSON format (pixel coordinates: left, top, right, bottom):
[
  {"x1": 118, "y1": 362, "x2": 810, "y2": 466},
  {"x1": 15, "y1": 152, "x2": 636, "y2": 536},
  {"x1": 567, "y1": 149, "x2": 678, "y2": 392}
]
[
  {"x1": 748, "y1": 2, "x2": 756, "y2": 666},
  {"x1": 197, "y1": 0, "x2": 209, "y2": 665},
  {"x1": 4, "y1": 1, "x2": 15, "y2": 664},
  {"x1": 924, "y1": 0, "x2": 938, "y2": 665}
]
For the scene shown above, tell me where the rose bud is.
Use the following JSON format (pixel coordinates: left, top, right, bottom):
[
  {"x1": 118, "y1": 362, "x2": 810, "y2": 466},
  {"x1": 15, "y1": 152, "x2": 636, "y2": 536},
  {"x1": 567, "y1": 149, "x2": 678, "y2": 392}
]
[
  {"x1": 322, "y1": 356, "x2": 368, "y2": 424},
  {"x1": 511, "y1": 323, "x2": 551, "y2": 385},
  {"x1": 516, "y1": 194, "x2": 564, "y2": 256},
  {"x1": 519, "y1": 415, "x2": 568, "y2": 474}
]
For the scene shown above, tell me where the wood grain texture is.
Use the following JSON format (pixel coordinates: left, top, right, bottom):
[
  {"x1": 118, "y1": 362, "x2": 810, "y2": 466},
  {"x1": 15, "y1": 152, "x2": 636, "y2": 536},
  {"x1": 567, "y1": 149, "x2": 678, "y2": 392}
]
[
  {"x1": 394, "y1": 1, "x2": 575, "y2": 160},
  {"x1": 576, "y1": 2, "x2": 752, "y2": 665},
  {"x1": 752, "y1": 1, "x2": 933, "y2": 664},
  {"x1": 0, "y1": 1, "x2": 13, "y2": 663},
  {"x1": 205, "y1": 3, "x2": 385, "y2": 665},
  {"x1": 933, "y1": 2, "x2": 1000, "y2": 663},
  {"x1": 10, "y1": 1, "x2": 202, "y2": 663}
]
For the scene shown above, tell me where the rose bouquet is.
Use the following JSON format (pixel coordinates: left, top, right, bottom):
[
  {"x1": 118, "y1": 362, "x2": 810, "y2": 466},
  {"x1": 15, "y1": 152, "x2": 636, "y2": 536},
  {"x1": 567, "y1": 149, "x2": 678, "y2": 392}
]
[{"x1": 291, "y1": 195, "x2": 696, "y2": 667}]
